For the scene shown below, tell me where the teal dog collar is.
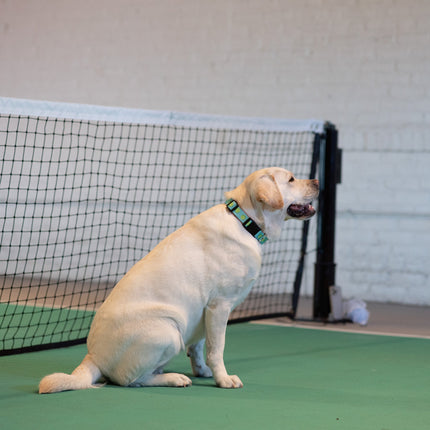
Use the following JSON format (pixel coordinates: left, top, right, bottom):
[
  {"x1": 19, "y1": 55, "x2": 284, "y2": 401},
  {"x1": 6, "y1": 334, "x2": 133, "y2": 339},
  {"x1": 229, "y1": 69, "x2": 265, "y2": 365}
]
[{"x1": 225, "y1": 198, "x2": 268, "y2": 244}]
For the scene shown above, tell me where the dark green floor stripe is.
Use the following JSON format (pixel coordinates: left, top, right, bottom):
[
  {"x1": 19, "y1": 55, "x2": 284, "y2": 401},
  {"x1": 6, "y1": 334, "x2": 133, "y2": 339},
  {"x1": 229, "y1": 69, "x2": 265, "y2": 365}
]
[{"x1": 0, "y1": 303, "x2": 94, "y2": 351}]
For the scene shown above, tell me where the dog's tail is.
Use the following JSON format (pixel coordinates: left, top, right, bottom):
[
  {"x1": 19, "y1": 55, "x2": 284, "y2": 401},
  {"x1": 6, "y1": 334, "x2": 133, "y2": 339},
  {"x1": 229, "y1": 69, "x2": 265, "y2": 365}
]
[{"x1": 39, "y1": 354, "x2": 102, "y2": 394}]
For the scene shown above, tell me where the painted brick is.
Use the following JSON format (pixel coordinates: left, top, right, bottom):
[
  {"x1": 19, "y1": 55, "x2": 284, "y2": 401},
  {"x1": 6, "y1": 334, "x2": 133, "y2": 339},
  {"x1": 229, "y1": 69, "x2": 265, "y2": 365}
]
[{"x1": 1, "y1": 0, "x2": 429, "y2": 304}]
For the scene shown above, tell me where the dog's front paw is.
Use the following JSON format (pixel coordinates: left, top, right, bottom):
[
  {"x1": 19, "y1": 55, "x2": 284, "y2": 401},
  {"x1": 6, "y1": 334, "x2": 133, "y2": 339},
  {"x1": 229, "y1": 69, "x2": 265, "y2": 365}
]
[
  {"x1": 192, "y1": 363, "x2": 213, "y2": 378},
  {"x1": 216, "y1": 374, "x2": 243, "y2": 389}
]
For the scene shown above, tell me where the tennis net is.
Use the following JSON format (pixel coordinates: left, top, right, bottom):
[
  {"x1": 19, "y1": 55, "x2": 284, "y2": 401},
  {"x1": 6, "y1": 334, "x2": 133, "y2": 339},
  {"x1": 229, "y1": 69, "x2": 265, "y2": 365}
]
[{"x1": 0, "y1": 97, "x2": 328, "y2": 354}]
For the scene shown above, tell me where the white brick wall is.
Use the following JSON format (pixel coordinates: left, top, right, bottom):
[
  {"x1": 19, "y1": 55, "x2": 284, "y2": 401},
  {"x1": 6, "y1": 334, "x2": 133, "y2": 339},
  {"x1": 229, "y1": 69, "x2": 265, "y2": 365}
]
[{"x1": 1, "y1": 0, "x2": 429, "y2": 304}]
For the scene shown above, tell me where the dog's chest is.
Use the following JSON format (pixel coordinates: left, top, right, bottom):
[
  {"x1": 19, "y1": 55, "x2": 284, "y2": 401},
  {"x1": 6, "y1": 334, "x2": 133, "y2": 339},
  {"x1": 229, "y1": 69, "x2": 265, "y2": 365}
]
[{"x1": 210, "y1": 244, "x2": 261, "y2": 301}]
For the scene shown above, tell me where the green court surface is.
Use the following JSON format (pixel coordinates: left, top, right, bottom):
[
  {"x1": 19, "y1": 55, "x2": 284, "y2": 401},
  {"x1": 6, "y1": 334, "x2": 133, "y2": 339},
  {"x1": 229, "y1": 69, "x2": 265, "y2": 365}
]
[
  {"x1": 1, "y1": 324, "x2": 429, "y2": 430},
  {"x1": 0, "y1": 303, "x2": 94, "y2": 350}
]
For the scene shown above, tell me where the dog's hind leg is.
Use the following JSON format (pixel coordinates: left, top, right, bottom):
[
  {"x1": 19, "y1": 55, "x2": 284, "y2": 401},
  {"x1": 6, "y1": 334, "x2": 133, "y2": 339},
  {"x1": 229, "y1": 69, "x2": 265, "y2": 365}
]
[
  {"x1": 129, "y1": 341, "x2": 192, "y2": 387},
  {"x1": 116, "y1": 317, "x2": 191, "y2": 388},
  {"x1": 187, "y1": 339, "x2": 212, "y2": 377}
]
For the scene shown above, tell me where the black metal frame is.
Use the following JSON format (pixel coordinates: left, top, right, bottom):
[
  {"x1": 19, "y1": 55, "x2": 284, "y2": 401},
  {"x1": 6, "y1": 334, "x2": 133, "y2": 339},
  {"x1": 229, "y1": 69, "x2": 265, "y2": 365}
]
[
  {"x1": 290, "y1": 133, "x2": 321, "y2": 317},
  {"x1": 313, "y1": 123, "x2": 341, "y2": 320}
]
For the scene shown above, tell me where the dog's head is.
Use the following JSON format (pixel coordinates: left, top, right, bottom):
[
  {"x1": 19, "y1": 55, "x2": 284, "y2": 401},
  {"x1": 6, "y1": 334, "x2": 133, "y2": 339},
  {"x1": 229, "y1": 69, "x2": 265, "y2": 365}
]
[{"x1": 225, "y1": 167, "x2": 319, "y2": 240}]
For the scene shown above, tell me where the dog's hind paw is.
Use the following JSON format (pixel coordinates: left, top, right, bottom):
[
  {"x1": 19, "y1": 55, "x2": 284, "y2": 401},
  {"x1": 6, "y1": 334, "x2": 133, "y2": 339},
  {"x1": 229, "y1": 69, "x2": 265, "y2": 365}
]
[
  {"x1": 215, "y1": 374, "x2": 243, "y2": 389},
  {"x1": 170, "y1": 374, "x2": 193, "y2": 387},
  {"x1": 130, "y1": 373, "x2": 192, "y2": 388}
]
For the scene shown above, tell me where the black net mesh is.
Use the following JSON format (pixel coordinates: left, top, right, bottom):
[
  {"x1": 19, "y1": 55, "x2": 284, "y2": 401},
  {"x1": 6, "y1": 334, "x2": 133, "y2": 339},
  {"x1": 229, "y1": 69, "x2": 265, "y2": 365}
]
[{"x1": 0, "y1": 111, "x2": 320, "y2": 354}]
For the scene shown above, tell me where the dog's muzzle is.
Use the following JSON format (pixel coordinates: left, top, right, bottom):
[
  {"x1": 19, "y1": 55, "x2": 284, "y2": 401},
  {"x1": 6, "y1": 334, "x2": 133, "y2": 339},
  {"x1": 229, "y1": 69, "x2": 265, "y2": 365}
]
[
  {"x1": 286, "y1": 179, "x2": 319, "y2": 219},
  {"x1": 286, "y1": 203, "x2": 316, "y2": 218}
]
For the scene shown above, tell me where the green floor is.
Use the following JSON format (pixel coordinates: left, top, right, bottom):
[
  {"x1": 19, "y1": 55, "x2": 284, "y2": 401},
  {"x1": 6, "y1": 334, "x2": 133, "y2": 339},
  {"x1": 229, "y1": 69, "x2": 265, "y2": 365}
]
[
  {"x1": 0, "y1": 303, "x2": 94, "y2": 351},
  {"x1": 1, "y1": 324, "x2": 429, "y2": 429}
]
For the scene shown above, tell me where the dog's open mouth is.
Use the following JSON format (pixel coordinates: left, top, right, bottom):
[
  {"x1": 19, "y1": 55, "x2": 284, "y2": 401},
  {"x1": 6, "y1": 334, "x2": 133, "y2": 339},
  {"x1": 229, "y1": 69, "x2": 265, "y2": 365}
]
[{"x1": 287, "y1": 203, "x2": 316, "y2": 219}]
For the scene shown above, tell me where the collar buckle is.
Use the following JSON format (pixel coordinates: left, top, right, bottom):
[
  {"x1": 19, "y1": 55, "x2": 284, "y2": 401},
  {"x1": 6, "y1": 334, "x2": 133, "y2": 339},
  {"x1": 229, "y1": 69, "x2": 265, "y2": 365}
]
[{"x1": 225, "y1": 198, "x2": 268, "y2": 244}]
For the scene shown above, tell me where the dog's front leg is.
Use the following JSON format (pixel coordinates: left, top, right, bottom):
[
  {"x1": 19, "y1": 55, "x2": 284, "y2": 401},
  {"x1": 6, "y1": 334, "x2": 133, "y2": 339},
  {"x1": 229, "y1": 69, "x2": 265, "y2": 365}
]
[
  {"x1": 205, "y1": 300, "x2": 243, "y2": 389},
  {"x1": 187, "y1": 339, "x2": 213, "y2": 377}
]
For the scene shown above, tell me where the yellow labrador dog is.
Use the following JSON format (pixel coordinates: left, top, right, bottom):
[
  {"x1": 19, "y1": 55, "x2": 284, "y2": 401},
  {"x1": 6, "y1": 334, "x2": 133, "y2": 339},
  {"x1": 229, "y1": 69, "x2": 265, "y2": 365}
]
[{"x1": 39, "y1": 167, "x2": 318, "y2": 393}]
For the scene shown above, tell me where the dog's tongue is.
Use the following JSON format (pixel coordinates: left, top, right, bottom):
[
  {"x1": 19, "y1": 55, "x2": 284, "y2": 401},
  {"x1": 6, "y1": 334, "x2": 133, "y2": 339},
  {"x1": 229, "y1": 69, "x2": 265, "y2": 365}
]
[{"x1": 287, "y1": 203, "x2": 315, "y2": 218}]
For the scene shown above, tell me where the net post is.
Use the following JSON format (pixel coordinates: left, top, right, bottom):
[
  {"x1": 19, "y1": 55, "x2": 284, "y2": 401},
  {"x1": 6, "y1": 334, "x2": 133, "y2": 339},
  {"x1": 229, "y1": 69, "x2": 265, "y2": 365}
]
[
  {"x1": 291, "y1": 133, "x2": 321, "y2": 318},
  {"x1": 313, "y1": 123, "x2": 341, "y2": 320}
]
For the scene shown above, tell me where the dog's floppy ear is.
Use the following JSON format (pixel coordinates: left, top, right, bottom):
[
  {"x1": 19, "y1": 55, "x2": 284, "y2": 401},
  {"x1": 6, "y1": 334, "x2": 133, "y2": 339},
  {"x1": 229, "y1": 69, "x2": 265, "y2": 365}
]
[{"x1": 254, "y1": 174, "x2": 284, "y2": 211}]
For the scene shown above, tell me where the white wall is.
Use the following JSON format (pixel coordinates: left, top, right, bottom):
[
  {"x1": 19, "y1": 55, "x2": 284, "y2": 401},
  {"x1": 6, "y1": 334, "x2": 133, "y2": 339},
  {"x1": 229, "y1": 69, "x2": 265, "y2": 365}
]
[{"x1": 1, "y1": 0, "x2": 429, "y2": 305}]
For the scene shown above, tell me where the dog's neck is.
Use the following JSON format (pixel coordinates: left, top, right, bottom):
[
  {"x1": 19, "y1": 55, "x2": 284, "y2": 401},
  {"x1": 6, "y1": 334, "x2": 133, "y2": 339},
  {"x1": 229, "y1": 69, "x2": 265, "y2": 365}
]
[
  {"x1": 225, "y1": 198, "x2": 268, "y2": 244},
  {"x1": 231, "y1": 196, "x2": 285, "y2": 240},
  {"x1": 225, "y1": 183, "x2": 285, "y2": 240}
]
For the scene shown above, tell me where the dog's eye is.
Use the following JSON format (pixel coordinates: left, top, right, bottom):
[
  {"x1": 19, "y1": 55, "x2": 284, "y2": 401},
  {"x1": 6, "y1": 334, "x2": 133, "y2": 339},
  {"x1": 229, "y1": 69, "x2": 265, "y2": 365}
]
[{"x1": 289, "y1": 176, "x2": 295, "y2": 183}]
